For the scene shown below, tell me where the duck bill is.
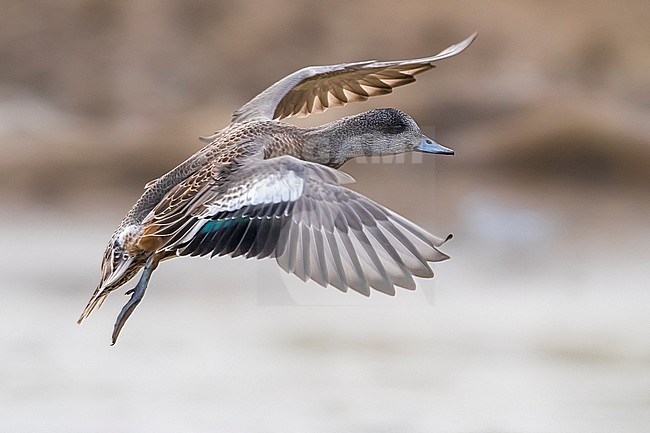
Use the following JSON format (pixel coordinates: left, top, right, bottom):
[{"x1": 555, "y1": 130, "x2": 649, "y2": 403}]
[{"x1": 416, "y1": 135, "x2": 454, "y2": 155}]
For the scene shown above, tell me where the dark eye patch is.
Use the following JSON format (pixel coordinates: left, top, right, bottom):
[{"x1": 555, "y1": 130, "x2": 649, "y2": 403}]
[{"x1": 387, "y1": 122, "x2": 406, "y2": 134}]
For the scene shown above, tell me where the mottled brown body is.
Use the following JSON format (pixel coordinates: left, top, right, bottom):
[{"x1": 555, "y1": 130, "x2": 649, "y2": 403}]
[{"x1": 128, "y1": 120, "x2": 352, "y2": 246}]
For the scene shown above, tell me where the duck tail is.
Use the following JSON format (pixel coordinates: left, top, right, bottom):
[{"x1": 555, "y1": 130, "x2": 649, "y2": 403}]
[{"x1": 77, "y1": 286, "x2": 110, "y2": 324}]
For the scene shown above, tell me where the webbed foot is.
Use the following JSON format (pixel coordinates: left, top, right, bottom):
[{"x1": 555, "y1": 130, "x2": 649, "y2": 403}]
[{"x1": 111, "y1": 255, "x2": 160, "y2": 345}]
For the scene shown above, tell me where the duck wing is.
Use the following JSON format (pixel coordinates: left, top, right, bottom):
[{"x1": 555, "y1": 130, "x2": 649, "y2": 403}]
[
  {"x1": 231, "y1": 32, "x2": 476, "y2": 123},
  {"x1": 141, "y1": 155, "x2": 450, "y2": 296}
]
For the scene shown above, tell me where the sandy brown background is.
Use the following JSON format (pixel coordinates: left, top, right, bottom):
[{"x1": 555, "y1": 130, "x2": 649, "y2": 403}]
[{"x1": 1, "y1": 1, "x2": 648, "y2": 432}]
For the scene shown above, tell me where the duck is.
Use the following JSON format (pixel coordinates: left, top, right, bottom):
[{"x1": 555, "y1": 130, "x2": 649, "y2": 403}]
[{"x1": 78, "y1": 32, "x2": 477, "y2": 344}]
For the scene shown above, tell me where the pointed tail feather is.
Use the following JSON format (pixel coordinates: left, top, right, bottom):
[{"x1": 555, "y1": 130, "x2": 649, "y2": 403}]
[{"x1": 77, "y1": 287, "x2": 109, "y2": 324}]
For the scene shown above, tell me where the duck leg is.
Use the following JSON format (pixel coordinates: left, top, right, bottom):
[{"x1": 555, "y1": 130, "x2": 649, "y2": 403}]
[{"x1": 111, "y1": 254, "x2": 161, "y2": 345}]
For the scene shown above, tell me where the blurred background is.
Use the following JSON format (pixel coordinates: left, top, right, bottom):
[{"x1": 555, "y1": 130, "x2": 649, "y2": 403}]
[{"x1": 1, "y1": 1, "x2": 648, "y2": 432}]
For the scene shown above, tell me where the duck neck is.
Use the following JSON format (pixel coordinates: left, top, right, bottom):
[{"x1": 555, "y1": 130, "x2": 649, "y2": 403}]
[{"x1": 302, "y1": 117, "x2": 369, "y2": 168}]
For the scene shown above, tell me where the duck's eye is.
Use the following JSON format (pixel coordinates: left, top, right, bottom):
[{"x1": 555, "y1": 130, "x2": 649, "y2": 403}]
[
  {"x1": 387, "y1": 122, "x2": 406, "y2": 134},
  {"x1": 113, "y1": 250, "x2": 129, "y2": 262}
]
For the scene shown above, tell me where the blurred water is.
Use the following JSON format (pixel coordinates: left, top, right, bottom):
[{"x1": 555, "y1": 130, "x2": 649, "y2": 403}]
[{"x1": 1, "y1": 172, "x2": 648, "y2": 433}]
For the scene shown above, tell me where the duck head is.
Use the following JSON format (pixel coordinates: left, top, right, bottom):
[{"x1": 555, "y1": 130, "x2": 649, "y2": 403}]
[
  {"x1": 306, "y1": 108, "x2": 453, "y2": 166},
  {"x1": 96, "y1": 225, "x2": 151, "y2": 298}
]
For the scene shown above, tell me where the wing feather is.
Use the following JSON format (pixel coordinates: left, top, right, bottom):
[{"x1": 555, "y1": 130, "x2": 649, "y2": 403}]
[
  {"x1": 142, "y1": 155, "x2": 450, "y2": 296},
  {"x1": 231, "y1": 33, "x2": 477, "y2": 122}
]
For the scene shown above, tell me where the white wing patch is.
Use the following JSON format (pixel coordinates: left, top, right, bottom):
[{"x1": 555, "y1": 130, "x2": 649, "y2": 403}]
[{"x1": 204, "y1": 170, "x2": 304, "y2": 215}]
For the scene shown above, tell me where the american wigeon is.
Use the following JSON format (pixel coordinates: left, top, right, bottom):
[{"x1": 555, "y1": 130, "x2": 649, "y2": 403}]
[{"x1": 79, "y1": 32, "x2": 477, "y2": 344}]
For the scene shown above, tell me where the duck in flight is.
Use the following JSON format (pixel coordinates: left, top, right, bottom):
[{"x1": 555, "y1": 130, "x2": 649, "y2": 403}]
[{"x1": 78, "y1": 32, "x2": 477, "y2": 344}]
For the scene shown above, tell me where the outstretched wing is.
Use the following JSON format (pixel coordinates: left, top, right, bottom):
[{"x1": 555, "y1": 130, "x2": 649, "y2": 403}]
[
  {"x1": 231, "y1": 32, "x2": 477, "y2": 122},
  {"x1": 141, "y1": 155, "x2": 451, "y2": 296}
]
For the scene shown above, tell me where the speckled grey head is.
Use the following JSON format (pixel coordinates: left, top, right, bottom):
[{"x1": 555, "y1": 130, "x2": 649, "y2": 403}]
[{"x1": 321, "y1": 108, "x2": 453, "y2": 159}]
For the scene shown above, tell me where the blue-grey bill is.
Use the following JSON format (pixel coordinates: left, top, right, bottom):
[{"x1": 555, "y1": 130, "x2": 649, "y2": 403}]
[{"x1": 416, "y1": 135, "x2": 454, "y2": 155}]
